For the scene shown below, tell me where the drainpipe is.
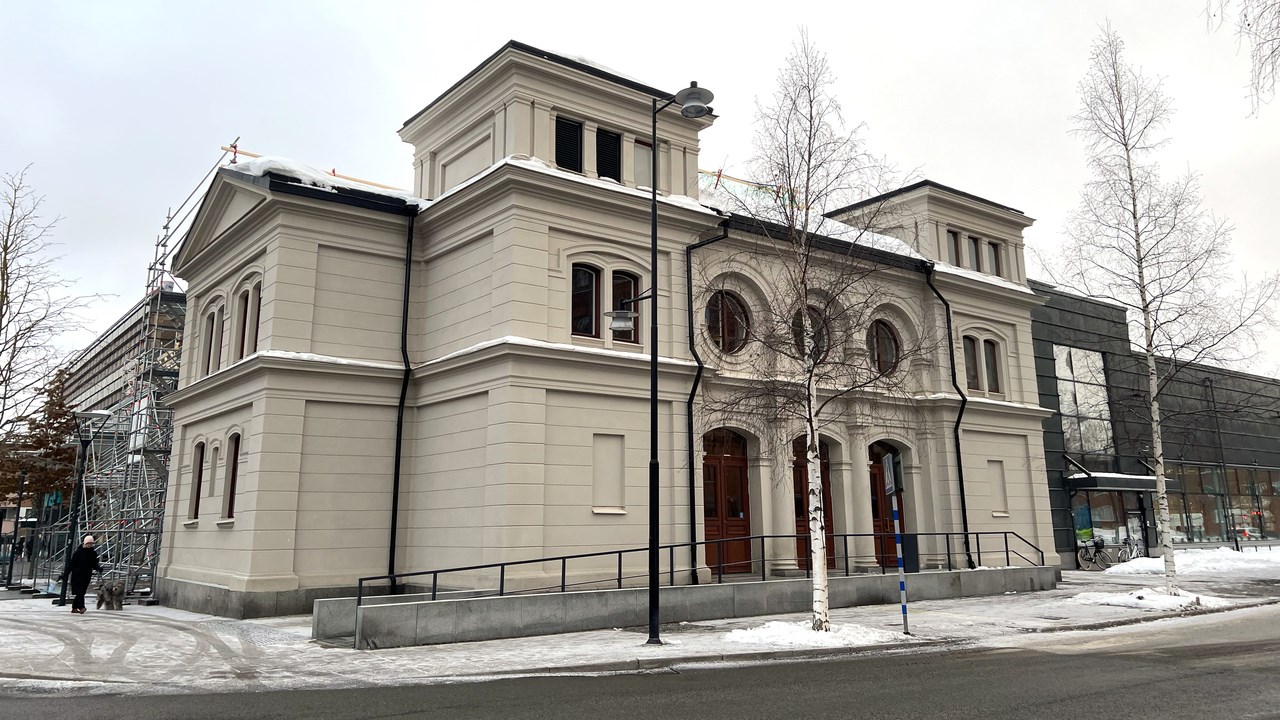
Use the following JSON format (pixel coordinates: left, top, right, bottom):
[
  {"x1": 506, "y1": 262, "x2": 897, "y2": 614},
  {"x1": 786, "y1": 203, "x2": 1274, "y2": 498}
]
[
  {"x1": 388, "y1": 208, "x2": 418, "y2": 593},
  {"x1": 924, "y1": 262, "x2": 977, "y2": 569},
  {"x1": 684, "y1": 220, "x2": 731, "y2": 584}
]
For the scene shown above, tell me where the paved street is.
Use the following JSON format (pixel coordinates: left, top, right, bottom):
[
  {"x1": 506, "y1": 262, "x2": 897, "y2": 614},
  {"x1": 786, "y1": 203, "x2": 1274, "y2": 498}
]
[{"x1": 3, "y1": 603, "x2": 1279, "y2": 719}]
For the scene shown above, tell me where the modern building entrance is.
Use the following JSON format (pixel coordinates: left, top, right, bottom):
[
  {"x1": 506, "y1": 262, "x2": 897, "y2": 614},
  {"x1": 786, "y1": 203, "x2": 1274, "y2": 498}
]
[{"x1": 703, "y1": 429, "x2": 752, "y2": 573}]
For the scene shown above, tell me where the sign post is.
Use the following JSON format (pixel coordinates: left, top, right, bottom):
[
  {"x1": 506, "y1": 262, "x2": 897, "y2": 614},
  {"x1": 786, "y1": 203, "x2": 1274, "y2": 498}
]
[{"x1": 882, "y1": 456, "x2": 910, "y2": 635}]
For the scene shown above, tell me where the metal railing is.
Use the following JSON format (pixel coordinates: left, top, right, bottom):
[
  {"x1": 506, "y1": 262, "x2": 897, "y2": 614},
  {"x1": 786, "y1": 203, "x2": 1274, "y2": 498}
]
[{"x1": 355, "y1": 530, "x2": 1044, "y2": 609}]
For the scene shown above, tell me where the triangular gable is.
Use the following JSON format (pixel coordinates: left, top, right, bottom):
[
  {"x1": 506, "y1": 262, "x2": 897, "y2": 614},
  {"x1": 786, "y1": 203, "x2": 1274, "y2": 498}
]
[{"x1": 172, "y1": 170, "x2": 270, "y2": 273}]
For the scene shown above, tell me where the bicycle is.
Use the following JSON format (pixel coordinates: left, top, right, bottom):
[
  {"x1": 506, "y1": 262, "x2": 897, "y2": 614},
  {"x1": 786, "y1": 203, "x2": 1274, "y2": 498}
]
[
  {"x1": 1116, "y1": 535, "x2": 1144, "y2": 563},
  {"x1": 1076, "y1": 536, "x2": 1112, "y2": 570}
]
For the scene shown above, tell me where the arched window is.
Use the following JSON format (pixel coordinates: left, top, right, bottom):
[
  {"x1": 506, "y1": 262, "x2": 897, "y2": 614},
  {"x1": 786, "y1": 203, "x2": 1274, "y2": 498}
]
[
  {"x1": 224, "y1": 434, "x2": 241, "y2": 519},
  {"x1": 611, "y1": 271, "x2": 640, "y2": 343},
  {"x1": 706, "y1": 290, "x2": 749, "y2": 354},
  {"x1": 962, "y1": 333, "x2": 1004, "y2": 394},
  {"x1": 983, "y1": 339, "x2": 1002, "y2": 393},
  {"x1": 963, "y1": 335, "x2": 981, "y2": 390},
  {"x1": 249, "y1": 281, "x2": 262, "y2": 353},
  {"x1": 791, "y1": 306, "x2": 829, "y2": 362},
  {"x1": 571, "y1": 264, "x2": 600, "y2": 337},
  {"x1": 868, "y1": 320, "x2": 900, "y2": 374},
  {"x1": 188, "y1": 442, "x2": 206, "y2": 520},
  {"x1": 234, "y1": 289, "x2": 251, "y2": 362}
]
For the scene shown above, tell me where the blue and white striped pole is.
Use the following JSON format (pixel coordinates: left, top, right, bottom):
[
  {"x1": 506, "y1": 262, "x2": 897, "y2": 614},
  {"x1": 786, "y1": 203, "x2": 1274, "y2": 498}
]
[{"x1": 883, "y1": 456, "x2": 910, "y2": 636}]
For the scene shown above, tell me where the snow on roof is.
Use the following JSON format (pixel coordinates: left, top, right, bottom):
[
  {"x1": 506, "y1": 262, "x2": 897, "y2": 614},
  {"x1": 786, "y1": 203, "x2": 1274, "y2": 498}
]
[
  {"x1": 1067, "y1": 472, "x2": 1160, "y2": 482},
  {"x1": 423, "y1": 334, "x2": 699, "y2": 368},
  {"x1": 931, "y1": 259, "x2": 1036, "y2": 295},
  {"x1": 223, "y1": 156, "x2": 431, "y2": 211}
]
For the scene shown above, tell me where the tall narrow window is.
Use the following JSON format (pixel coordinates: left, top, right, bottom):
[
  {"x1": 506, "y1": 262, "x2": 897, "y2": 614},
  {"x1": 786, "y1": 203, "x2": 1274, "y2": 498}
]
[
  {"x1": 983, "y1": 339, "x2": 1002, "y2": 393},
  {"x1": 707, "y1": 290, "x2": 750, "y2": 354},
  {"x1": 946, "y1": 230, "x2": 961, "y2": 265},
  {"x1": 202, "y1": 312, "x2": 216, "y2": 375},
  {"x1": 986, "y1": 241, "x2": 1003, "y2": 277},
  {"x1": 968, "y1": 236, "x2": 983, "y2": 271},
  {"x1": 207, "y1": 446, "x2": 220, "y2": 500},
  {"x1": 224, "y1": 434, "x2": 240, "y2": 519},
  {"x1": 249, "y1": 281, "x2": 262, "y2": 353},
  {"x1": 596, "y1": 129, "x2": 621, "y2": 182},
  {"x1": 634, "y1": 141, "x2": 653, "y2": 188},
  {"x1": 188, "y1": 442, "x2": 206, "y2": 520},
  {"x1": 555, "y1": 117, "x2": 583, "y2": 172},
  {"x1": 571, "y1": 264, "x2": 600, "y2": 337},
  {"x1": 210, "y1": 308, "x2": 224, "y2": 372},
  {"x1": 235, "y1": 289, "x2": 250, "y2": 362},
  {"x1": 611, "y1": 271, "x2": 640, "y2": 343},
  {"x1": 868, "y1": 319, "x2": 900, "y2": 374},
  {"x1": 963, "y1": 335, "x2": 981, "y2": 390}
]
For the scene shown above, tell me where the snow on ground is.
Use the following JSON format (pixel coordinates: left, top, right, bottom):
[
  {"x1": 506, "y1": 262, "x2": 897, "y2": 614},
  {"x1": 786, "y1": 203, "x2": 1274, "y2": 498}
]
[
  {"x1": 724, "y1": 620, "x2": 911, "y2": 648},
  {"x1": 1106, "y1": 546, "x2": 1280, "y2": 576},
  {"x1": 1072, "y1": 587, "x2": 1232, "y2": 612}
]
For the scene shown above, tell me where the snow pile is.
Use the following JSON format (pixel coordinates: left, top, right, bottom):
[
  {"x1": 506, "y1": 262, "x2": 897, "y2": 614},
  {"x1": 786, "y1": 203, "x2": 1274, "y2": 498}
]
[
  {"x1": 1072, "y1": 587, "x2": 1232, "y2": 612},
  {"x1": 1106, "y1": 546, "x2": 1280, "y2": 576},
  {"x1": 723, "y1": 620, "x2": 908, "y2": 648},
  {"x1": 224, "y1": 156, "x2": 430, "y2": 210}
]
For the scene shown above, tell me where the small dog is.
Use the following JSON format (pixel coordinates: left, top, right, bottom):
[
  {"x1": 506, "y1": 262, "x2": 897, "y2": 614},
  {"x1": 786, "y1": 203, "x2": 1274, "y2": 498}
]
[{"x1": 96, "y1": 579, "x2": 125, "y2": 611}]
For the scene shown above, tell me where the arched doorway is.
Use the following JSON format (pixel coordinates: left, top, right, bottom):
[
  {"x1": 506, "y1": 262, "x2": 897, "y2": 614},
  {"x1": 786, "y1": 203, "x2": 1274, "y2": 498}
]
[
  {"x1": 793, "y1": 436, "x2": 835, "y2": 571},
  {"x1": 703, "y1": 429, "x2": 752, "y2": 573},
  {"x1": 868, "y1": 441, "x2": 907, "y2": 568}
]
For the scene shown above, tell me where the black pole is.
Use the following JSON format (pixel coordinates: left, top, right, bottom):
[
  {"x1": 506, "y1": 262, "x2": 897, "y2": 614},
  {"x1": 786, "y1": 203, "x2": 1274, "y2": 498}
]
[
  {"x1": 58, "y1": 434, "x2": 92, "y2": 606},
  {"x1": 647, "y1": 96, "x2": 668, "y2": 645},
  {"x1": 4, "y1": 471, "x2": 26, "y2": 588}
]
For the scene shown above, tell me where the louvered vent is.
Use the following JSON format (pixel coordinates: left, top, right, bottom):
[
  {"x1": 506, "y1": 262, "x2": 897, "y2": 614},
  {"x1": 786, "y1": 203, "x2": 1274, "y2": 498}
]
[
  {"x1": 555, "y1": 117, "x2": 583, "y2": 172},
  {"x1": 596, "y1": 129, "x2": 621, "y2": 182}
]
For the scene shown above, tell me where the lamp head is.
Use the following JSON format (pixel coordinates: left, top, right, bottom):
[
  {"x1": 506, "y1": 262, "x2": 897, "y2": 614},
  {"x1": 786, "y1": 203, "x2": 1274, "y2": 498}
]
[
  {"x1": 605, "y1": 309, "x2": 639, "y2": 333},
  {"x1": 674, "y1": 81, "x2": 713, "y2": 119}
]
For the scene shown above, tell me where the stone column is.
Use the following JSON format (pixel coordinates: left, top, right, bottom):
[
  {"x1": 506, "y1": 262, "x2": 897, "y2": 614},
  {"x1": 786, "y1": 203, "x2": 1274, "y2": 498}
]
[
  {"x1": 830, "y1": 458, "x2": 855, "y2": 573},
  {"x1": 849, "y1": 436, "x2": 877, "y2": 570}
]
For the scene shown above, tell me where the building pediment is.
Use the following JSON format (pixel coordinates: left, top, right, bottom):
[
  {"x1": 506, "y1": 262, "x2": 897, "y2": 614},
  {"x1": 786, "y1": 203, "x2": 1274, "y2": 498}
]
[{"x1": 172, "y1": 171, "x2": 270, "y2": 273}]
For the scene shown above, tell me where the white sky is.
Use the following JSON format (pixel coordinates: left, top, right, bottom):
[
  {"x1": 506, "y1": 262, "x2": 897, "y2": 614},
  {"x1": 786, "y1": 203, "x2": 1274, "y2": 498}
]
[{"x1": 2, "y1": 0, "x2": 1277, "y2": 373}]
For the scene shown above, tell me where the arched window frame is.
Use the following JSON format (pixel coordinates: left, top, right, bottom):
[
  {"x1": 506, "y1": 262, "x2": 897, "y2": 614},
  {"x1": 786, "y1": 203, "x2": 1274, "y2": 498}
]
[
  {"x1": 198, "y1": 295, "x2": 227, "y2": 377},
  {"x1": 568, "y1": 254, "x2": 647, "y2": 350},
  {"x1": 188, "y1": 441, "x2": 206, "y2": 520},
  {"x1": 611, "y1": 270, "x2": 641, "y2": 344},
  {"x1": 570, "y1": 263, "x2": 601, "y2": 338},
  {"x1": 961, "y1": 330, "x2": 1006, "y2": 396},
  {"x1": 791, "y1": 305, "x2": 830, "y2": 364},
  {"x1": 230, "y1": 273, "x2": 264, "y2": 363},
  {"x1": 223, "y1": 433, "x2": 241, "y2": 519}
]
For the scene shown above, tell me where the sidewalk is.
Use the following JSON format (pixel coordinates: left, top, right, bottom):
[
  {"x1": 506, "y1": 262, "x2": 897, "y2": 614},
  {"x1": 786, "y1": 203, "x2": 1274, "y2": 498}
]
[{"x1": 1, "y1": 569, "x2": 1277, "y2": 698}]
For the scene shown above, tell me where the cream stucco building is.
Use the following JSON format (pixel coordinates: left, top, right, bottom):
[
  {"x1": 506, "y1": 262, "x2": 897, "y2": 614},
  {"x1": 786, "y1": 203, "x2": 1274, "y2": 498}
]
[{"x1": 156, "y1": 41, "x2": 1059, "y2": 618}]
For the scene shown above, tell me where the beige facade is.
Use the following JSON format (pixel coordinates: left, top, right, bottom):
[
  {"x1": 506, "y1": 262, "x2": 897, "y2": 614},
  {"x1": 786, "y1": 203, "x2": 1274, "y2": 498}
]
[{"x1": 157, "y1": 42, "x2": 1058, "y2": 618}]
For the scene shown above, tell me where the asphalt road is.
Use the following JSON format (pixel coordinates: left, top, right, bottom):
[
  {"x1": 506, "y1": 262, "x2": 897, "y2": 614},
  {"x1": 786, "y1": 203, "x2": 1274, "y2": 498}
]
[{"x1": 6, "y1": 605, "x2": 1280, "y2": 720}]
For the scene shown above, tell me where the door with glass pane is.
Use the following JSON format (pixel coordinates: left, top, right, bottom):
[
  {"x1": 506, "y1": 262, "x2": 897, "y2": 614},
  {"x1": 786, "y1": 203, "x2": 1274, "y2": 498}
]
[{"x1": 703, "y1": 430, "x2": 752, "y2": 573}]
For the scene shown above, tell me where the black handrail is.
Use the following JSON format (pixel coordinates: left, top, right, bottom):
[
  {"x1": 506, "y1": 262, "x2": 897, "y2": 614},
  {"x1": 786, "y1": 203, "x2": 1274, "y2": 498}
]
[{"x1": 354, "y1": 530, "x2": 1047, "y2": 609}]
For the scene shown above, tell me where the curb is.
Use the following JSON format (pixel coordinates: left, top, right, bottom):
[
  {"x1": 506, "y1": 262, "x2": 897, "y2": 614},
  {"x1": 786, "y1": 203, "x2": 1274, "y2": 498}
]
[{"x1": 1026, "y1": 596, "x2": 1280, "y2": 633}]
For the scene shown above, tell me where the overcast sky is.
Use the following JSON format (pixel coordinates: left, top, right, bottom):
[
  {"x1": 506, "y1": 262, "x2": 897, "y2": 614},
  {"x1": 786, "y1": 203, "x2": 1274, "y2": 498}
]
[{"x1": 2, "y1": 0, "x2": 1277, "y2": 373}]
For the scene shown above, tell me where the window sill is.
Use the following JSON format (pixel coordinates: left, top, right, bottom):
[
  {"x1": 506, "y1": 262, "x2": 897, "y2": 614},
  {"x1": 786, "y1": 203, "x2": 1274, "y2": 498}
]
[
  {"x1": 216, "y1": 518, "x2": 236, "y2": 528},
  {"x1": 992, "y1": 511, "x2": 1010, "y2": 518},
  {"x1": 592, "y1": 507, "x2": 626, "y2": 516},
  {"x1": 182, "y1": 519, "x2": 199, "y2": 529}
]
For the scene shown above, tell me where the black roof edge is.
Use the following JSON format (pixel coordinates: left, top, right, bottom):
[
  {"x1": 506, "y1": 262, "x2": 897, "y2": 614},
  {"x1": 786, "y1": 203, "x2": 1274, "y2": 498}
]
[
  {"x1": 242, "y1": 171, "x2": 419, "y2": 217},
  {"x1": 401, "y1": 40, "x2": 674, "y2": 131},
  {"x1": 826, "y1": 179, "x2": 1024, "y2": 219},
  {"x1": 724, "y1": 214, "x2": 929, "y2": 274},
  {"x1": 1027, "y1": 278, "x2": 1128, "y2": 314}
]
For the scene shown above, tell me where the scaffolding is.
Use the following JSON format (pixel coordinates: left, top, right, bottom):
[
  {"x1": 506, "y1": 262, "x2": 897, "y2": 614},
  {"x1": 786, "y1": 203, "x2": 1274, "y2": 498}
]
[{"x1": 24, "y1": 148, "x2": 232, "y2": 600}]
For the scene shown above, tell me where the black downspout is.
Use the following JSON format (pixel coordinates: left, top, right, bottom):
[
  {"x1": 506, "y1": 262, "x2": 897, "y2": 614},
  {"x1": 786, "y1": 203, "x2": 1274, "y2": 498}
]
[
  {"x1": 684, "y1": 220, "x2": 731, "y2": 584},
  {"x1": 924, "y1": 263, "x2": 977, "y2": 569},
  {"x1": 388, "y1": 209, "x2": 417, "y2": 593}
]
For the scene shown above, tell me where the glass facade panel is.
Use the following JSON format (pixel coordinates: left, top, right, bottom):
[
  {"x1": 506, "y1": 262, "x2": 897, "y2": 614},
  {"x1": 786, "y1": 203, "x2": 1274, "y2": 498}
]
[
  {"x1": 1166, "y1": 492, "x2": 1189, "y2": 543},
  {"x1": 1088, "y1": 492, "x2": 1125, "y2": 544},
  {"x1": 1185, "y1": 493, "x2": 1227, "y2": 542},
  {"x1": 1054, "y1": 346, "x2": 1114, "y2": 469}
]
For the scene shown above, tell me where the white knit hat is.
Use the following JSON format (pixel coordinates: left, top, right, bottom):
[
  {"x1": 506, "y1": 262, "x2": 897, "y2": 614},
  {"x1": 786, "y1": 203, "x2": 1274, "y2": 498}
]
[{"x1": 83, "y1": 535, "x2": 95, "y2": 544}]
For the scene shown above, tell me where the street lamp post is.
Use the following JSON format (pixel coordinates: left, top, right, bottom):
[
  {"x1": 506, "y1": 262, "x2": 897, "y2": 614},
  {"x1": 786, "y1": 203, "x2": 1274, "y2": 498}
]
[
  {"x1": 606, "y1": 82, "x2": 713, "y2": 646},
  {"x1": 57, "y1": 410, "x2": 112, "y2": 606}
]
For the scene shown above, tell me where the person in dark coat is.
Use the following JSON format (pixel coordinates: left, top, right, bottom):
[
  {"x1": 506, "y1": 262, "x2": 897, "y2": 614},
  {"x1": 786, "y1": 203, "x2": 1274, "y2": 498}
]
[{"x1": 62, "y1": 535, "x2": 102, "y2": 614}]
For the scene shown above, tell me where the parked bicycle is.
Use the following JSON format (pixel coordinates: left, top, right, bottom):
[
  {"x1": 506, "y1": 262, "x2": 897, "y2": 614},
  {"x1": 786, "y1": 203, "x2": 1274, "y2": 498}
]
[
  {"x1": 1077, "y1": 536, "x2": 1111, "y2": 570},
  {"x1": 1116, "y1": 535, "x2": 1144, "y2": 563}
]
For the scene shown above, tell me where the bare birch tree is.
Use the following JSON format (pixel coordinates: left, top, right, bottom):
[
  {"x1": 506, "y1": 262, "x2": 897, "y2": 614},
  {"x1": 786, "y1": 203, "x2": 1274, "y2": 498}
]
[
  {"x1": 1053, "y1": 26, "x2": 1278, "y2": 594},
  {"x1": 1, "y1": 167, "x2": 95, "y2": 445},
  {"x1": 700, "y1": 32, "x2": 929, "y2": 631},
  {"x1": 1207, "y1": 0, "x2": 1280, "y2": 113}
]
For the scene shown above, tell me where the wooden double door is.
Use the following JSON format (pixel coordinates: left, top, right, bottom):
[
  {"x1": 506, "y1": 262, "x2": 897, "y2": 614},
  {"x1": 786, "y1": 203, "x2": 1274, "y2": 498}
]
[
  {"x1": 792, "y1": 437, "x2": 835, "y2": 571},
  {"x1": 868, "y1": 443, "x2": 906, "y2": 568},
  {"x1": 703, "y1": 430, "x2": 752, "y2": 573}
]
